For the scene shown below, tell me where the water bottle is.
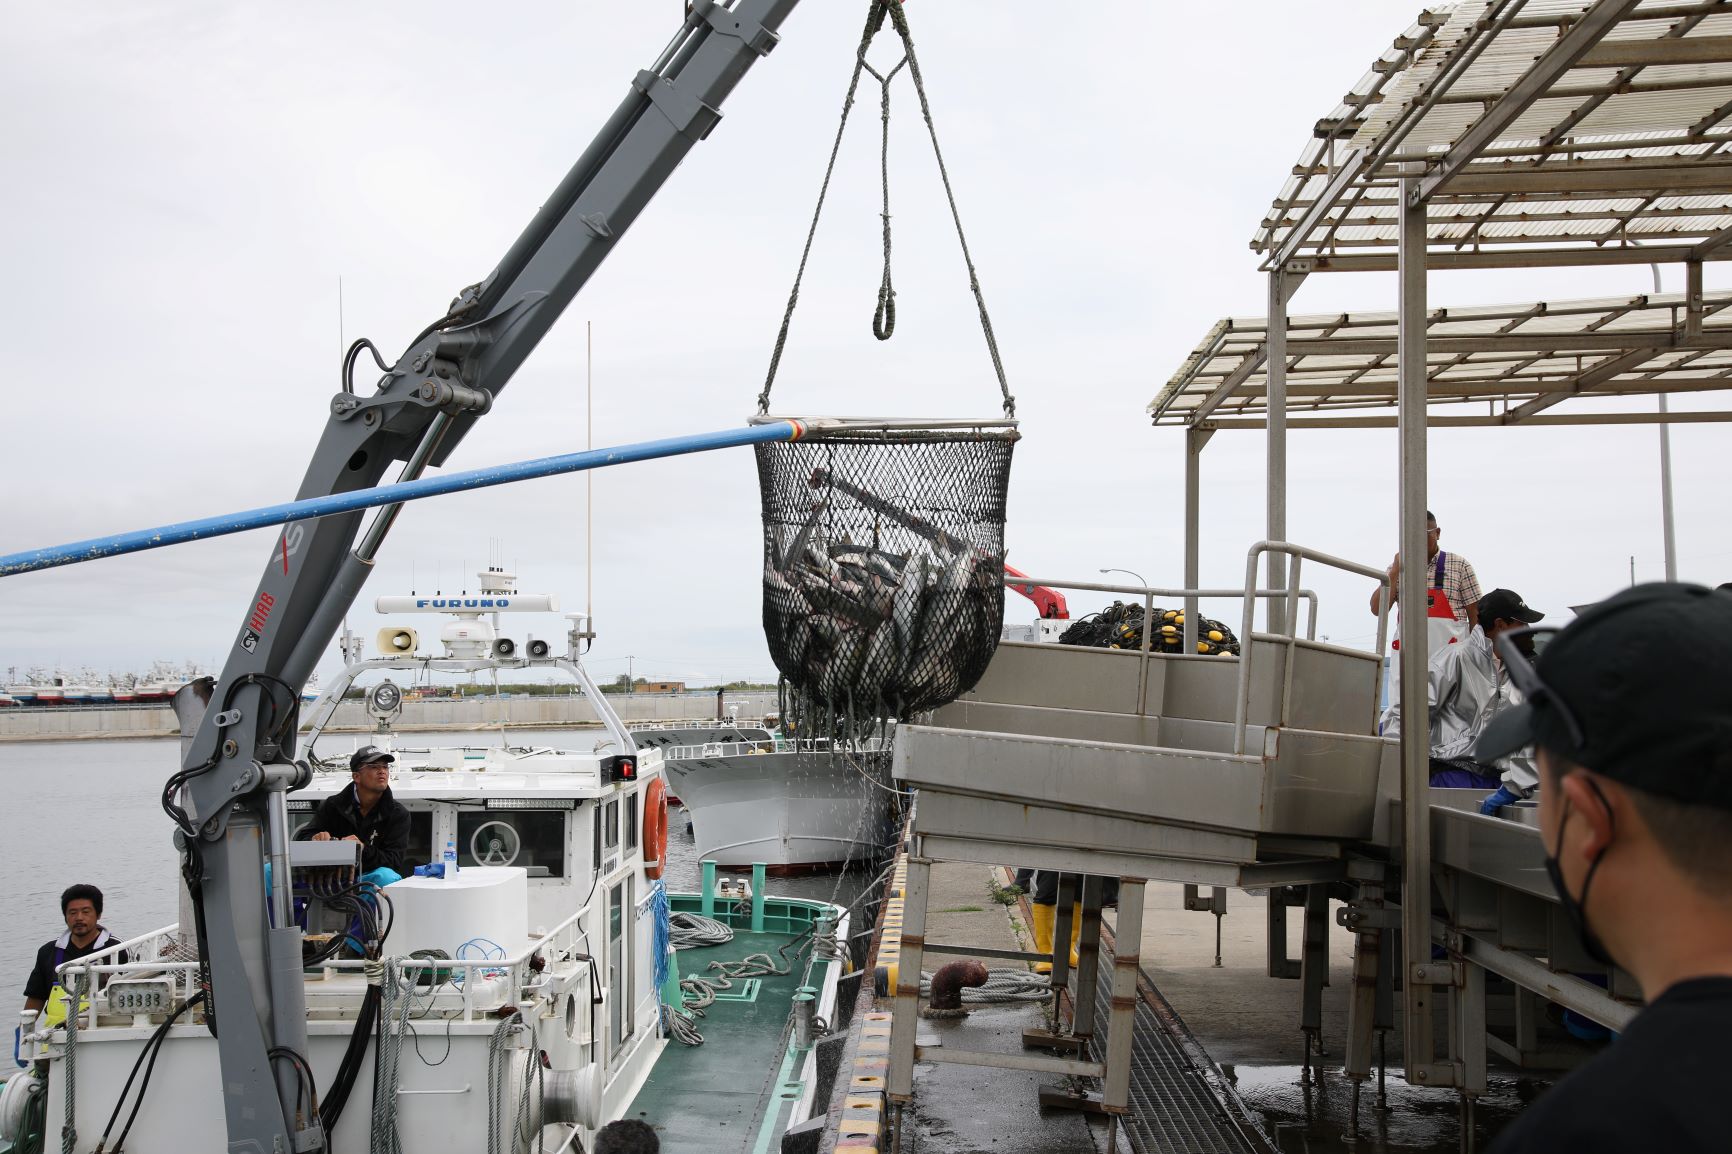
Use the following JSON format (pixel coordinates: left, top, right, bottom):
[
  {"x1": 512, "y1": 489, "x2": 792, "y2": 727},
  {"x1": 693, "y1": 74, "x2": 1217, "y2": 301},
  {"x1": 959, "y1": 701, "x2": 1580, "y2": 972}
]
[{"x1": 443, "y1": 838, "x2": 458, "y2": 880}]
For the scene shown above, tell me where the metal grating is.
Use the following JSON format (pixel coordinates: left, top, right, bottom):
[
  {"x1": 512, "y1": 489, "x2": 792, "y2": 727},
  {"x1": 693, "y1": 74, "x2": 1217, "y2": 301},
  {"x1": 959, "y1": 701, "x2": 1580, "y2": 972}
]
[{"x1": 1087, "y1": 946, "x2": 1276, "y2": 1154}]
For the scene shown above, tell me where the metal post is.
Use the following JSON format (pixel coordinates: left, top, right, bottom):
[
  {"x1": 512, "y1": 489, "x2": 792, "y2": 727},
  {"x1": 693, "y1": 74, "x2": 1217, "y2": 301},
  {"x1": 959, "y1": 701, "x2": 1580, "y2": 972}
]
[
  {"x1": 751, "y1": 862, "x2": 766, "y2": 932},
  {"x1": 1071, "y1": 877, "x2": 1105, "y2": 1041},
  {"x1": 1655, "y1": 261, "x2": 1682, "y2": 582},
  {"x1": 1300, "y1": 883, "x2": 1329, "y2": 1059},
  {"x1": 1051, "y1": 875, "x2": 1078, "y2": 991},
  {"x1": 887, "y1": 856, "x2": 931, "y2": 1103},
  {"x1": 1266, "y1": 268, "x2": 1289, "y2": 635},
  {"x1": 1101, "y1": 878, "x2": 1145, "y2": 1116},
  {"x1": 701, "y1": 859, "x2": 716, "y2": 918},
  {"x1": 1183, "y1": 427, "x2": 1213, "y2": 654},
  {"x1": 1398, "y1": 173, "x2": 1438, "y2": 1085}
]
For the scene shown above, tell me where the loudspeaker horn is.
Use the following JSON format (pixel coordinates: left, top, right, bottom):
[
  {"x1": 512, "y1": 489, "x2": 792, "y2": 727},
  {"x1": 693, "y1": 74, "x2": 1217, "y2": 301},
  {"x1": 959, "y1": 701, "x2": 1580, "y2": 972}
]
[
  {"x1": 376, "y1": 627, "x2": 419, "y2": 655},
  {"x1": 491, "y1": 637, "x2": 517, "y2": 659},
  {"x1": 525, "y1": 638, "x2": 552, "y2": 659}
]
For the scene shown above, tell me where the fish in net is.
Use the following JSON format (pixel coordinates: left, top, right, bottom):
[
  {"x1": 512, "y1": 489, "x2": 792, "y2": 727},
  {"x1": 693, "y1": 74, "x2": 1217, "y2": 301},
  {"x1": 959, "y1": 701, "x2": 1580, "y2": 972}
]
[{"x1": 756, "y1": 424, "x2": 1016, "y2": 740}]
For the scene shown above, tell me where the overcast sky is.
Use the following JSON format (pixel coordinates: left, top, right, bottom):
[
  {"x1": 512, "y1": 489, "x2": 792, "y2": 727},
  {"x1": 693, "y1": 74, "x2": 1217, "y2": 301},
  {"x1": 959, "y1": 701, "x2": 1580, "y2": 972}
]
[{"x1": 3, "y1": 1, "x2": 1728, "y2": 689}]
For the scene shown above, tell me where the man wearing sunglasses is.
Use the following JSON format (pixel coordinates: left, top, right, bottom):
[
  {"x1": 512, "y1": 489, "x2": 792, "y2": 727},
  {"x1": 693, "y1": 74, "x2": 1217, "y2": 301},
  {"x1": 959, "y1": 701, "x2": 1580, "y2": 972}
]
[
  {"x1": 1476, "y1": 582, "x2": 1732, "y2": 1154},
  {"x1": 1379, "y1": 587, "x2": 1543, "y2": 798}
]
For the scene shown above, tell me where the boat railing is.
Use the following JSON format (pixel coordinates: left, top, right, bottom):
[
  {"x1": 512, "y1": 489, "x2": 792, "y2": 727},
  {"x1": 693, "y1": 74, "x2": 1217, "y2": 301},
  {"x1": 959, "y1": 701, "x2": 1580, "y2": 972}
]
[
  {"x1": 43, "y1": 886, "x2": 608, "y2": 1034},
  {"x1": 663, "y1": 735, "x2": 892, "y2": 761}
]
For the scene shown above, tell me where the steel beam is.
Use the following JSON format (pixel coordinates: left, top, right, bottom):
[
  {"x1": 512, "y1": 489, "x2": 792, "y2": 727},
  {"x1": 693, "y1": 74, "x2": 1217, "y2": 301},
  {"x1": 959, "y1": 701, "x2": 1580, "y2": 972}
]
[
  {"x1": 1505, "y1": 347, "x2": 1660, "y2": 421},
  {"x1": 1299, "y1": 245, "x2": 1732, "y2": 272},
  {"x1": 1283, "y1": 331, "x2": 1732, "y2": 355},
  {"x1": 1267, "y1": 269, "x2": 1289, "y2": 634},
  {"x1": 1416, "y1": 0, "x2": 1643, "y2": 202},
  {"x1": 1444, "y1": 162, "x2": 1732, "y2": 196},
  {"x1": 1197, "y1": 411, "x2": 1732, "y2": 430},
  {"x1": 1580, "y1": 34, "x2": 1732, "y2": 66},
  {"x1": 1183, "y1": 427, "x2": 1213, "y2": 659},
  {"x1": 1397, "y1": 173, "x2": 1436, "y2": 1086}
]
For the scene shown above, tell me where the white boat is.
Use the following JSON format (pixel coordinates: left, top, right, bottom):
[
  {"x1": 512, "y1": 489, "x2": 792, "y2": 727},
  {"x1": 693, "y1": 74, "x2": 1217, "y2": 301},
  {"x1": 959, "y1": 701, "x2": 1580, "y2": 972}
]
[
  {"x1": 661, "y1": 728, "x2": 902, "y2": 871},
  {"x1": 5, "y1": 576, "x2": 855, "y2": 1154}
]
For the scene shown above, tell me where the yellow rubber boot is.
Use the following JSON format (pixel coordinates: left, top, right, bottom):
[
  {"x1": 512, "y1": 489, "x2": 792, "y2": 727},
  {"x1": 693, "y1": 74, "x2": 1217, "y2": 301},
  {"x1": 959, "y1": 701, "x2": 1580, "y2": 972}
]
[
  {"x1": 1067, "y1": 903, "x2": 1083, "y2": 967},
  {"x1": 1029, "y1": 902, "x2": 1056, "y2": 974}
]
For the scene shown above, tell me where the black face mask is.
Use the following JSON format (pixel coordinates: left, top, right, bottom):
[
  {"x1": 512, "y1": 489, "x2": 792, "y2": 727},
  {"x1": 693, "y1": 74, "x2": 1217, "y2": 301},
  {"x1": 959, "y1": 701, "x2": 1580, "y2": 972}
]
[{"x1": 1543, "y1": 795, "x2": 1615, "y2": 967}]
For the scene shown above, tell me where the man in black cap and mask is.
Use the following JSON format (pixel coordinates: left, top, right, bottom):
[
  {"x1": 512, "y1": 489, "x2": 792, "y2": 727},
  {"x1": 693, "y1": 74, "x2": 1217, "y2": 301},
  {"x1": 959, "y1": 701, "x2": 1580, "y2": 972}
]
[
  {"x1": 295, "y1": 745, "x2": 413, "y2": 879},
  {"x1": 1477, "y1": 582, "x2": 1732, "y2": 1153}
]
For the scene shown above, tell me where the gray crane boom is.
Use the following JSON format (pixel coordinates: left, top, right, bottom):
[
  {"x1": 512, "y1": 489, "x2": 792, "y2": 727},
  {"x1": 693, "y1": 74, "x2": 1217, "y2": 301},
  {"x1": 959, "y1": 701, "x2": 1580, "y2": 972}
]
[{"x1": 167, "y1": 4, "x2": 800, "y2": 1149}]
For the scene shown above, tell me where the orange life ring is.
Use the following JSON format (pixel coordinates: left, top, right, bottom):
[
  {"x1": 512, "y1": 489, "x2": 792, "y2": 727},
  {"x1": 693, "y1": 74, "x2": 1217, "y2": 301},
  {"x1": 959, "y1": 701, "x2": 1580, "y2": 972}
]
[{"x1": 643, "y1": 776, "x2": 669, "y2": 881}]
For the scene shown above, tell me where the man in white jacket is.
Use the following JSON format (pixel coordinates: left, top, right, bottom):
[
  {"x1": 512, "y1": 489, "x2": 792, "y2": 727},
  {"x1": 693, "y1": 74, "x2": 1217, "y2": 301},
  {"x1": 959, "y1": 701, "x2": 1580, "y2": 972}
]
[{"x1": 1380, "y1": 588, "x2": 1543, "y2": 811}]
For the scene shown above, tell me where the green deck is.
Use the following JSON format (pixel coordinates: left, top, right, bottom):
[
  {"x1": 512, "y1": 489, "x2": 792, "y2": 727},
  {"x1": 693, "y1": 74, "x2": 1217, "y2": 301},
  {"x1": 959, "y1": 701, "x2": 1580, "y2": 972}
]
[{"x1": 627, "y1": 929, "x2": 813, "y2": 1153}]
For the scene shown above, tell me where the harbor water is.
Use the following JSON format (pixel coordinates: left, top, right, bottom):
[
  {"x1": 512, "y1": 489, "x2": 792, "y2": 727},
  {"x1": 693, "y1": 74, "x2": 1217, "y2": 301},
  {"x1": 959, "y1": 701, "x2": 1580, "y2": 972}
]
[{"x1": 0, "y1": 730, "x2": 881, "y2": 1002}]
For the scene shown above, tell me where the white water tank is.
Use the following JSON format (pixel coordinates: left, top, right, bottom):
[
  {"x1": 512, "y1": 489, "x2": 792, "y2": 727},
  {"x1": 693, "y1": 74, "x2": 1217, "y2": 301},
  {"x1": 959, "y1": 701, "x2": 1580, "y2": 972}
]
[{"x1": 385, "y1": 867, "x2": 528, "y2": 958}]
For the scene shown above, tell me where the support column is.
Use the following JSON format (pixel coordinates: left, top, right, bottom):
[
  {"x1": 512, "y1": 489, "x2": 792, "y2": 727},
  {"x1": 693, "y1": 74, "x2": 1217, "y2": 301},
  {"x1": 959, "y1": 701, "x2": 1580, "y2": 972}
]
[
  {"x1": 1300, "y1": 883, "x2": 1329, "y2": 1066},
  {"x1": 1100, "y1": 878, "x2": 1146, "y2": 1115},
  {"x1": 1397, "y1": 174, "x2": 1438, "y2": 1086},
  {"x1": 887, "y1": 856, "x2": 931, "y2": 1103},
  {"x1": 1266, "y1": 268, "x2": 1289, "y2": 635},
  {"x1": 1183, "y1": 426, "x2": 1213, "y2": 654},
  {"x1": 1072, "y1": 876, "x2": 1105, "y2": 1041}
]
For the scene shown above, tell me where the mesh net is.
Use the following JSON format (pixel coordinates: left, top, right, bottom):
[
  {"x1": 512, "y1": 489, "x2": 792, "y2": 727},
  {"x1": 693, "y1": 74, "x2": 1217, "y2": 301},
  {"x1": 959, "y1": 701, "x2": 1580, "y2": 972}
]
[
  {"x1": 1057, "y1": 602, "x2": 1241, "y2": 656},
  {"x1": 757, "y1": 427, "x2": 1016, "y2": 738}
]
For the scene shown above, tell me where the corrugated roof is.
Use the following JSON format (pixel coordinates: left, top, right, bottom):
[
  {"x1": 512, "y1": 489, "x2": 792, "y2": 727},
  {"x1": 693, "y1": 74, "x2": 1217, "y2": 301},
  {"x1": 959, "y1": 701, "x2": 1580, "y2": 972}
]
[
  {"x1": 1151, "y1": 291, "x2": 1732, "y2": 425},
  {"x1": 1253, "y1": 0, "x2": 1732, "y2": 271}
]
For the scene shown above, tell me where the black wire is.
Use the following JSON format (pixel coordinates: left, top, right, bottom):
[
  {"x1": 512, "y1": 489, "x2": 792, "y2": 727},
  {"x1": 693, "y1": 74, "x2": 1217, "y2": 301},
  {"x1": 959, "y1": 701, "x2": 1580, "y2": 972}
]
[
  {"x1": 319, "y1": 981, "x2": 380, "y2": 1136},
  {"x1": 341, "y1": 338, "x2": 393, "y2": 395},
  {"x1": 107, "y1": 992, "x2": 204, "y2": 1151},
  {"x1": 97, "y1": 992, "x2": 203, "y2": 1147}
]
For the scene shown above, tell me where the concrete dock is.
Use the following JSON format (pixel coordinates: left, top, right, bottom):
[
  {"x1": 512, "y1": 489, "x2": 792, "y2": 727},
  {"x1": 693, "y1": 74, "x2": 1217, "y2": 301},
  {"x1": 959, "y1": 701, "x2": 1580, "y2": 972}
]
[{"x1": 824, "y1": 859, "x2": 1567, "y2": 1154}]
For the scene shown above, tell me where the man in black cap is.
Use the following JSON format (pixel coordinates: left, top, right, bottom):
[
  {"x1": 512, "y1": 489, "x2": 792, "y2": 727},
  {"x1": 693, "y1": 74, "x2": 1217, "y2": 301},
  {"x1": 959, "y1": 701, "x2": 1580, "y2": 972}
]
[
  {"x1": 1380, "y1": 587, "x2": 1544, "y2": 800},
  {"x1": 294, "y1": 745, "x2": 412, "y2": 878},
  {"x1": 1477, "y1": 582, "x2": 1732, "y2": 1154}
]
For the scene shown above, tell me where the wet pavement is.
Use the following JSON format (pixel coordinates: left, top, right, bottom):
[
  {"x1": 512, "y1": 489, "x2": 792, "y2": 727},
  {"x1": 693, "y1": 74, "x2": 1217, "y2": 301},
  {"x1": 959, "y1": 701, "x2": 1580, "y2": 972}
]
[{"x1": 1226, "y1": 1063, "x2": 1542, "y2": 1154}]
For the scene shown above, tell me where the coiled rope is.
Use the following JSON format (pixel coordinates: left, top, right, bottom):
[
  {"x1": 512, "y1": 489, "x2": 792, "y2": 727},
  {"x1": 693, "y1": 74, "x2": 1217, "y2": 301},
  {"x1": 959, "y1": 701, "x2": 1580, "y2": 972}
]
[
  {"x1": 918, "y1": 967, "x2": 1051, "y2": 1003},
  {"x1": 59, "y1": 972, "x2": 82, "y2": 1154},
  {"x1": 668, "y1": 912, "x2": 734, "y2": 952},
  {"x1": 485, "y1": 1010, "x2": 543, "y2": 1154}
]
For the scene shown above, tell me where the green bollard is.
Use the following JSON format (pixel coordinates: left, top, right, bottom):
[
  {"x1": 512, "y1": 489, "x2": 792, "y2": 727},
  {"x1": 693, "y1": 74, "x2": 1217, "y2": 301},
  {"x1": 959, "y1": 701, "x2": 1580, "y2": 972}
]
[
  {"x1": 701, "y1": 859, "x2": 717, "y2": 919},
  {"x1": 752, "y1": 862, "x2": 767, "y2": 933}
]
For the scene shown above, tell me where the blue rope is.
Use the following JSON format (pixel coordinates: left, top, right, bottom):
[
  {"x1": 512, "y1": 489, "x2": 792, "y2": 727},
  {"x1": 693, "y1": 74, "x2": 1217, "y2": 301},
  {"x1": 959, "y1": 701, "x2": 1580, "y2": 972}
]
[{"x1": 651, "y1": 880, "x2": 671, "y2": 991}]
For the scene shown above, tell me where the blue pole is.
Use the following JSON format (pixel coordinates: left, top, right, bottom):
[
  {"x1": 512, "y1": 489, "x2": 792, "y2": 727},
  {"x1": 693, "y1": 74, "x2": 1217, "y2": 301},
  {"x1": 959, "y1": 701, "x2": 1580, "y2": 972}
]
[{"x1": 0, "y1": 421, "x2": 804, "y2": 578}]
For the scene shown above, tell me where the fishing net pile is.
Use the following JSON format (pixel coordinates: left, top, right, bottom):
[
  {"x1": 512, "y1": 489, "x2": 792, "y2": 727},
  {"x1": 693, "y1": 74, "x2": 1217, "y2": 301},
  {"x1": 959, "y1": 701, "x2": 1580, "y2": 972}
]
[
  {"x1": 1057, "y1": 602, "x2": 1241, "y2": 656},
  {"x1": 758, "y1": 428, "x2": 1015, "y2": 738}
]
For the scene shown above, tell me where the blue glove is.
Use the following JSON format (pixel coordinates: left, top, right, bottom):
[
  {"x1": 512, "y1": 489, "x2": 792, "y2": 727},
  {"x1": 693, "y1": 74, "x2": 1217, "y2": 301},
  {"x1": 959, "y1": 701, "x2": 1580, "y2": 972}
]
[{"x1": 1479, "y1": 785, "x2": 1521, "y2": 815}]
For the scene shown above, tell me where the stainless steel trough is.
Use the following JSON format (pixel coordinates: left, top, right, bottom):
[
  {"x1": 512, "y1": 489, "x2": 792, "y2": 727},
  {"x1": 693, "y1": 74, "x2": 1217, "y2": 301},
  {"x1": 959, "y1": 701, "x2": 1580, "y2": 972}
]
[{"x1": 894, "y1": 545, "x2": 1400, "y2": 883}]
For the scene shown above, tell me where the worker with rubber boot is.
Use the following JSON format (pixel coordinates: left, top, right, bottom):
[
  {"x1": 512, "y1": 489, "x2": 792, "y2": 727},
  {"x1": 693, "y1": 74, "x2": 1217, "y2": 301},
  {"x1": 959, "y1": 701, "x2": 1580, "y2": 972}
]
[{"x1": 1024, "y1": 870, "x2": 1119, "y2": 974}]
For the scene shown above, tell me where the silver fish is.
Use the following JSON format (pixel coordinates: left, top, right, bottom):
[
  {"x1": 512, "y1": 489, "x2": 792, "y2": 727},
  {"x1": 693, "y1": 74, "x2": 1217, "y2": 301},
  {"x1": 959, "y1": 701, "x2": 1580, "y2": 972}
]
[
  {"x1": 857, "y1": 620, "x2": 897, "y2": 706},
  {"x1": 778, "y1": 499, "x2": 829, "y2": 573},
  {"x1": 892, "y1": 550, "x2": 930, "y2": 673}
]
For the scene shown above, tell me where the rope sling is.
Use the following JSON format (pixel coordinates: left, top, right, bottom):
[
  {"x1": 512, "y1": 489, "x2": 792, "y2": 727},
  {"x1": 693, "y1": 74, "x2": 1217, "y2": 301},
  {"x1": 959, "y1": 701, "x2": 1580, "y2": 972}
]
[{"x1": 755, "y1": 0, "x2": 1018, "y2": 741}]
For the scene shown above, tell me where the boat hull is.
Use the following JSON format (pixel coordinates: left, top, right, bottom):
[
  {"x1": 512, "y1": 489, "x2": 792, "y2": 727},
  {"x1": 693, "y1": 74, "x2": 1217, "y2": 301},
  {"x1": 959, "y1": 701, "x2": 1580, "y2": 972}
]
[{"x1": 665, "y1": 748, "x2": 898, "y2": 870}]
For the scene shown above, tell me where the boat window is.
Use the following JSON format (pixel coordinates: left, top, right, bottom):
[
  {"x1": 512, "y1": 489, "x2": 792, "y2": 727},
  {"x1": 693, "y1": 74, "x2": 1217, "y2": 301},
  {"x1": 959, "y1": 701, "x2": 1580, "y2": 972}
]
[
  {"x1": 455, "y1": 809, "x2": 566, "y2": 877},
  {"x1": 604, "y1": 799, "x2": 620, "y2": 850},
  {"x1": 625, "y1": 792, "x2": 639, "y2": 851}
]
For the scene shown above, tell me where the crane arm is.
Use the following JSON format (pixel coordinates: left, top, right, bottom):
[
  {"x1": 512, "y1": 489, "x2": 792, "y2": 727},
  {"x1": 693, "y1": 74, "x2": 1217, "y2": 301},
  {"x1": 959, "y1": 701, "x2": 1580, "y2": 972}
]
[
  {"x1": 170, "y1": 5, "x2": 801, "y2": 1149},
  {"x1": 1005, "y1": 563, "x2": 1069, "y2": 619}
]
